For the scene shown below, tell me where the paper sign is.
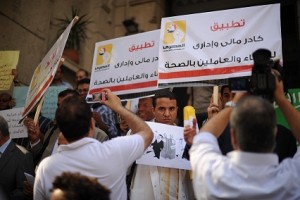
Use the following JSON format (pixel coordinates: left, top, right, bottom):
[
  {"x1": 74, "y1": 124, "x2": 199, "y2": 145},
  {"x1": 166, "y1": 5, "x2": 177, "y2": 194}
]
[
  {"x1": 158, "y1": 4, "x2": 282, "y2": 87},
  {"x1": 13, "y1": 86, "x2": 67, "y2": 119},
  {"x1": 89, "y1": 30, "x2": 160, "y2": 96},
  {"x1": 136, "y1": 122, "x2": 191, "y2": 170},
  {"x1": 22, "y1": 17, "x2": 76, "y2": 118},
  {"x1": 42, "y1": 86, "x2": 67, "y2": 119},
  {"x1": 13, "y1": 86, "x2": 28, "y2": 108},
  {"x1": 0, "y1": 51, "x2": 19, "y2": 90},
  {"x1": 0, "y1": 107, "x2": 28, "y2": 139}
]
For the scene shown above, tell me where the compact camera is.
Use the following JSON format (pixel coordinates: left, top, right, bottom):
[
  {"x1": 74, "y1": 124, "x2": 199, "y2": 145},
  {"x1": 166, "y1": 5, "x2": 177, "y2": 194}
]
[
  {"x1": 229, "y1": 49, "x2": 282, "y2": 102},
  {"x1": 92, "y1": 92, "x2": 108, "y2": 101}
]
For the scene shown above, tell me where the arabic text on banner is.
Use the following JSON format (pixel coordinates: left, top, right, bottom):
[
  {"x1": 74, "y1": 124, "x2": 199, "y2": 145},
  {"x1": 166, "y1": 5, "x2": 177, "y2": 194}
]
[
  {"x1": 22, "y1": 18, "x2": 76, "y2": 118},
  {"x1": 89, "y1": 30, "x2": 160, "y2": 96},
  {"x1": 158, "y1": 4, "x2": 282, "y2": 87},
  {"x1": 0, "y1": 107, "x2": 28, "y2": 139},
  {"x1": 0, "y1": 51, "x2": 20, "y2": 90}
]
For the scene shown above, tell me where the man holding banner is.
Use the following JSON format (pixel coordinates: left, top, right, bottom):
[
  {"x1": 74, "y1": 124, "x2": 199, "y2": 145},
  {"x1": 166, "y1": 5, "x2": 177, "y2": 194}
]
[{"x1": 130, "y1": 90, "x2": 194, "y2": 200}]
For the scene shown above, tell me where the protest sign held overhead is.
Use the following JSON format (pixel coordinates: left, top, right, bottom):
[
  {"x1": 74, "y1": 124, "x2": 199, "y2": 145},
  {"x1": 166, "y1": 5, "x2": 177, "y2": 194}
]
[
  {"x1": 22, "y1": 17, "x2": 78, "y2": 118},
  {"x1": 89, "y1": 30, "x2": 160, "y2": 99},
  {"x1": 158, "y1": 4, "x2": 282, "y2": 87}
]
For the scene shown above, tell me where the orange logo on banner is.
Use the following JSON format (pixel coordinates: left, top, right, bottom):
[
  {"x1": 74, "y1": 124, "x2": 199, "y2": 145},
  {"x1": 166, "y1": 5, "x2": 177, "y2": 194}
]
[
  {"x1": 95, "y1": 44, "x2": 113, "y2": 66},
  {"x1": 163, "y1": 21, "x2": 186, "y2": 45}
]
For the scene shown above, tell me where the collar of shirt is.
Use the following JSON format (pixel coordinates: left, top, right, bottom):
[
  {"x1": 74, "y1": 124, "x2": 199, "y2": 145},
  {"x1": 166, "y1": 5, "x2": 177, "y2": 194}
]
[
  {"x1": 0, "y1": 138, "x2": 11, "y2": 154},
  {"x1": 227, "y1": 151, "x2": 279, "y2": 166},
  {"x1": 57, "y1": 137, "x2": 96, "y2": 152}
]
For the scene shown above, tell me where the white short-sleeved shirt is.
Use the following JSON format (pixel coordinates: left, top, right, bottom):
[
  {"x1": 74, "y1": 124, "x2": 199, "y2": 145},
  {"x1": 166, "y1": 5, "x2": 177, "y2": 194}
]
[
  {"x1": 190, "y1": 132, "x2": 300, "y2": 200},
  {"x1": 34, "y1": 135, "x2": 144, "y2": 200}
]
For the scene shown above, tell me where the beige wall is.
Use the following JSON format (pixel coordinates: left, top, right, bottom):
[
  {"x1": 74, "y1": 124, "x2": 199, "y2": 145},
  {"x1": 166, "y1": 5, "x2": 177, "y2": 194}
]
[
  {"x1": 0, "y1": 0, "x2": 164, "y2": 87},
  {"x1": 1, "y1": 0, "x2": 299, "y2": 87},
  {"x1": 0, "y1": 0, "x2": 52, "y2": 86}
]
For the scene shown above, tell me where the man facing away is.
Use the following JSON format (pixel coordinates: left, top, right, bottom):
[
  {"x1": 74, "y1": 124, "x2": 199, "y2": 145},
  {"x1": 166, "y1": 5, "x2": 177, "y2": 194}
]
[
  {"x1": 186, "y1": 72, "x2": 300, "y2": 199},
  {"x1": 34, "y1": 88, "x2": 153, "y2": 200},
  {"x1": 130, "y1": 90, "x2": 194, "y2": 200}
]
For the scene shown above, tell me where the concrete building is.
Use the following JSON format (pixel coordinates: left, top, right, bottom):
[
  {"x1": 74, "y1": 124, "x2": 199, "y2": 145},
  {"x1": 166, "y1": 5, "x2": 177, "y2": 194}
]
[{"x1": 0, "y1": 0, "x2": 299, "y2": 88}]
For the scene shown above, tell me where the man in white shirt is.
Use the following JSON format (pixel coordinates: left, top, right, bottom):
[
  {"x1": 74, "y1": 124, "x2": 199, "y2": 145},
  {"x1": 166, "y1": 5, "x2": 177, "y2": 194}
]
[
  {"x1": 187, "y1": 72, "x2": 300, "y2": 200},
  {"x1": 34, "y1": 89, "x2": 153, "y2": 200},
  {"x1": 130, "y1": 90, "x2": 194, "y2": 200}
]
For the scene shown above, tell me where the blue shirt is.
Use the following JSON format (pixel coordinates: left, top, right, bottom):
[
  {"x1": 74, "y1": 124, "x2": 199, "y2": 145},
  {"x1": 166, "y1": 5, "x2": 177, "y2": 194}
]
[{"x1": 0, "y1": 138, "x2": 11, "y2": 154}]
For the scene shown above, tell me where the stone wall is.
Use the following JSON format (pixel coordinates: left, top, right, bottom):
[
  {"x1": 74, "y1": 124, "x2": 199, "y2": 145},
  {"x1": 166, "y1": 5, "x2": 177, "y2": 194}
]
[{"x1": 0, "y1": 0, "x2": 164, "y2": 88}]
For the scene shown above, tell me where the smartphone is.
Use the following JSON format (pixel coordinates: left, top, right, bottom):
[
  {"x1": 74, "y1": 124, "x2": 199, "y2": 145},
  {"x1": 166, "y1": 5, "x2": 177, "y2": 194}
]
[{"x1": 92, "y1": 92, "x2": 107, "y2": 101}]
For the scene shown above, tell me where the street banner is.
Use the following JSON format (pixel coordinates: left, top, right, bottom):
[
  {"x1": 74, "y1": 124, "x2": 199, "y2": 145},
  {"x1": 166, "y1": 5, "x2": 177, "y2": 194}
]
[
  {"x1": 22, "y1": 17, "x2": 77, "y2": 118},
  {"x1": 89, "y1": 30, "x2": 159, "y2": 97},
  {"x1": 158, "y1": 4, "x2": 282, "y2": 87}
]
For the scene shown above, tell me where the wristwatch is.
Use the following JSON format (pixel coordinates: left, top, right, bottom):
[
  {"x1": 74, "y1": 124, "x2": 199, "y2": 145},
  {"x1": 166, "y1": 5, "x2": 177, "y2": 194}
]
[{"x1": 225, "y1": 101, "x2": 236, "y2": 108}]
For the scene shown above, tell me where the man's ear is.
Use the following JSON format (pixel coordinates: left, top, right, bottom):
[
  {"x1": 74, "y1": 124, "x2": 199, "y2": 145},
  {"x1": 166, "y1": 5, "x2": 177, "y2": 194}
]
[
  {"x1": 88, "y1": 117, "x2": 95, "y2": 138},
  {"x1": 230, "y1": 128, "x2": 239, "y2": 150},
  {"x1": 274, "y1": 126, "x2": 278, "y2": 136}
]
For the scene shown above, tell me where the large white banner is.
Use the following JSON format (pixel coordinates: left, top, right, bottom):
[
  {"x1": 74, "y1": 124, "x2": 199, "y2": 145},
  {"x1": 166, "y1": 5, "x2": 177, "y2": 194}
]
[
  {"x1": 22, "y1": 17, "x2": 76, "y2": 118},
  {"x1": 89, "y1": 30, "x2": 159, "y2": 96},
  {"x1": 158, "y1": 4, "x2": 282, "y2": 87}
]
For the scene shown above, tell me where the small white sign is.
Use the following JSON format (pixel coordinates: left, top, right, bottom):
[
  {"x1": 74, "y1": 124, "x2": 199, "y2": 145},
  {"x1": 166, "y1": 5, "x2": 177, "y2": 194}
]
[{"x1": 136, "y1": 122, "x2": 191, "y2": 170}]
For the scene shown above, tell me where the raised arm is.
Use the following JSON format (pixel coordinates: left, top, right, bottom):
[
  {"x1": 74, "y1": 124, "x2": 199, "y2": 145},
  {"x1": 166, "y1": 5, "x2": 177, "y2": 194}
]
[
  {"x1": 274, "y1": 71, "x2": 300, "y2": 142},
  {"x1": 200, "y1": 93, "x2": 245, "y2": 138},
  {"x1": 99, "y1": 89, "x2": 153, "y2": 150}
]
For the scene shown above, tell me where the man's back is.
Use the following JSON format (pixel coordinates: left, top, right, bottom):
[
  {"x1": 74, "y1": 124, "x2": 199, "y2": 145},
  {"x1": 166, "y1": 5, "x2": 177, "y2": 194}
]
[
  {"x1": 34, "y1": 136, "x2": 144, "y2": 200},
  {"x1": 190, "y1": 132, "x2": 300, "y2": 200}
]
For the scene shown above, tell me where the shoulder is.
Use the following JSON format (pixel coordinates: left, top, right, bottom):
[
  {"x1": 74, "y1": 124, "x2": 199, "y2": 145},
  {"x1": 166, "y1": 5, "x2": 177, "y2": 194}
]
[
  {"x1": 94, "y1": 128, "x2": 109, "y2": 142},
  {"x1": 61, "y1": 81, "x2": 73, "y2": 89}
]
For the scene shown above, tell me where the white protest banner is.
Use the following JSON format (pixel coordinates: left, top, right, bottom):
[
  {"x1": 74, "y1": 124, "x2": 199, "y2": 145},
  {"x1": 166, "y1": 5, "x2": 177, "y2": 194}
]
[
  {"x1": 136, "y1": 122, "x2": 191, "y2": 170},
  {"x1": 89, "y1": 30, "x2": 159, "y2": 96},
  {"x1": 158, "y1": 4, "x2": 282, "y2": 87},
  {"x1": 0, "y1": 107, "x2": 28, "y2": 139},
  {"x1": 22, "y1": 17, "x2": 77, "y2": 118}
]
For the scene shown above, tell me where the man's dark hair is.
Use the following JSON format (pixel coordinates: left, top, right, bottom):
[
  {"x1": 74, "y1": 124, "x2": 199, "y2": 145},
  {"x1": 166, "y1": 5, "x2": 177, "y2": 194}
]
[
  {"x1": 51, "y1": 172, "x2": 110, "y2": 200},
  {"x1": 152, "y1": 89, "x2": 177, "y2": 108},
  {"x1": 55, "y1": 96, "x2": 91, "y2": 142},
  {"x1": 58, "y1": 89, "x2": 79, "y2": 98},
  {"x1": 0, "y1": 116, "x2": 9, "y2": 136},
  {"x1": 221, "y1": 85, "x2": 231, "y2": 95},
  {"x1": 77, "y1": 78, "x2": 91, "y2": 87},
  {"x1": 78, "y1": 69, "x2": 89, "y2": 77},
  {"x1": 230, "y1": 95, "x2": 276, "y2": 152}
]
